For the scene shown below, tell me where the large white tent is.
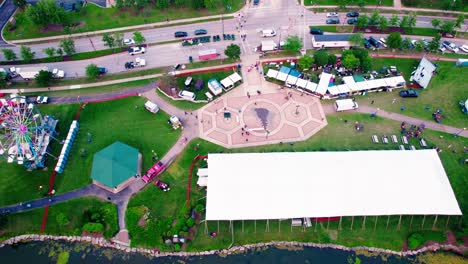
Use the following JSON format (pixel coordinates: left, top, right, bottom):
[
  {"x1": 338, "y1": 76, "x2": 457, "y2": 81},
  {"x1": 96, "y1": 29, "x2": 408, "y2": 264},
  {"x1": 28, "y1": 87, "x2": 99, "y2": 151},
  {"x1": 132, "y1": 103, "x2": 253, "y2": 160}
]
[{"x1": 205, "y1": 150, "x2": 461, "y2": 221}]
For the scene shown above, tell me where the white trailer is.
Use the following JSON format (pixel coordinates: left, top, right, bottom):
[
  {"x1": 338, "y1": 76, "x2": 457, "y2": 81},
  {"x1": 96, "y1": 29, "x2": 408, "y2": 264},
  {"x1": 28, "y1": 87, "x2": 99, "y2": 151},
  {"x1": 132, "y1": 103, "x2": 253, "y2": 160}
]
[
  {"x1": 135, "y1": 57, "x2": 146, "y2": 67},
  {"x1": 261, "y1": 40, "x2": 277, "y2": 52},
  {"x1": 334, "y1": 99, "x2": 358, "y2": 112},
  {"x1": 17, "y1": 66, "x2": 49, "y2": 80}
]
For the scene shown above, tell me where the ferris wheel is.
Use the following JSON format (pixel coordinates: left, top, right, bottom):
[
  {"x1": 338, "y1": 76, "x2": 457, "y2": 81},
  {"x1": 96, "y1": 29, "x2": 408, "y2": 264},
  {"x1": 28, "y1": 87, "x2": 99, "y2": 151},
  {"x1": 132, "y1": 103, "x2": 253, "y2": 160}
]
[{"x1": 0, "y1": 96, "x2": 57, "y2": 170}]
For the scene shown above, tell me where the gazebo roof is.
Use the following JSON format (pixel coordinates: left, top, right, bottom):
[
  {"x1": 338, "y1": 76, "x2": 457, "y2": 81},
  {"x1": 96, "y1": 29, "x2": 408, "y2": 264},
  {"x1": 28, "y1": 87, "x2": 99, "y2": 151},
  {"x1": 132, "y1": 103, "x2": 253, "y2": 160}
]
[{"x1": 91, "y1": 141, "x2": 139, "y2": 188}]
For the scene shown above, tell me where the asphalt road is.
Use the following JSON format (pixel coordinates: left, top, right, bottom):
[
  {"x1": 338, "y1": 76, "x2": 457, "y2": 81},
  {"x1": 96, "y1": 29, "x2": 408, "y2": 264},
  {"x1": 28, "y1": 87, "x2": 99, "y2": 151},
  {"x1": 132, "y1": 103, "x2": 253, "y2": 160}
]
[{"x1": 0, "y1": 0, "x2": 467, "y2": 77}]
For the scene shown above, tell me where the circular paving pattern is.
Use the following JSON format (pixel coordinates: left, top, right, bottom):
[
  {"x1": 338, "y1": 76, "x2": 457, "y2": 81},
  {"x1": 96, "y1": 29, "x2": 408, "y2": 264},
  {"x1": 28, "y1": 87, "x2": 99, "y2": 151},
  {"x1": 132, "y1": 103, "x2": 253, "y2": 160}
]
[{"x1": 242, "y1": 100, "x2": 282, "y2": 136}]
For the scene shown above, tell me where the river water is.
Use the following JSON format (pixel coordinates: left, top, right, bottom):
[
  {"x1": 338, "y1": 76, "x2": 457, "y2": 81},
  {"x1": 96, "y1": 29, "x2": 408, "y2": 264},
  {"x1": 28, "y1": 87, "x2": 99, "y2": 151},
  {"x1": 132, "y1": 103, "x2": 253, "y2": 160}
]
[{"x1": 0, "y1": 241, "x2": 425, "y2": 264}]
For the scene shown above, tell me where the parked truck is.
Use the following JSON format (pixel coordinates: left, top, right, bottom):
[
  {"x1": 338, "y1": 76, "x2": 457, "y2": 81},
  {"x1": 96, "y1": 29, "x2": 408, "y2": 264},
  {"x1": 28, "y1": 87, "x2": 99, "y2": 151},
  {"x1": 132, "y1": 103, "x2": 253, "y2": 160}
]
[
  {"x1": 198, "y1": 49, "x2": 219, "y2": 60},
  {"x1": 14, "y1": 66, "x2": 49, "y2": 80},
  {"x1": 52, "y1": 68, "x2": 65, "y2": 79}
]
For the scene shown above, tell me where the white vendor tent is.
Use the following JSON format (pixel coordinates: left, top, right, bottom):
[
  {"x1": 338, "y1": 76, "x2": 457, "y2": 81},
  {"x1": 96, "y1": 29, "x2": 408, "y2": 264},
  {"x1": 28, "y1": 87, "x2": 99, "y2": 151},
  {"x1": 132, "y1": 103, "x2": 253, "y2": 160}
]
[
  {"x1": 205, "y1": 150, "x2": 461, "y2": 221},
  {"x1": 220, "y1": 78, "x2": 234, "y2": 89},
  {"x1": 228, "y1": 72, "x2": 242, "y2": 84},
  {"x1": 327, "y1": 85, "x2": 340, "y2": 96},
  {"x1": 342, "y1": 76, "x2": 359, "y2": 92},
  {"x1": 411, "y1": 57, "x2": 436, "y2": 88},
  {"x1": 316, "y1": 72, "x2": 333, "y2": 95},
  {"x1": 286, "y1": 75, "x2": 298, "y2": 86},
  {"x1": 296, "y1": 78, "x2": 308, "y2": 89},
  {"x1": 305, "y1": 81, "x2": 318, "y2": 92},
  {"x1": 266, "y1": 69, "x2": 279, "y2": 79}
]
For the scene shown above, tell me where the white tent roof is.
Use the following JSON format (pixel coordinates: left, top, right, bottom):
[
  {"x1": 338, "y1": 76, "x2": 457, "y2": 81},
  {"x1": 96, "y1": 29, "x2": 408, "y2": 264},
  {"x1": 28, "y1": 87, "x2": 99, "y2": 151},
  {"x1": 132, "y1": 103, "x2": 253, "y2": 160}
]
[
  {"x1": 336, "y1": 84, "x2": 350, "y2": 93},
  {"x1": 266, "y1": 69, "x2": 279, "y2": 79},
  {"x1": 220, "y1": 77, "x2": 234, "y2": 88},
  {"x1": 305, "y1": 81, "x2": 318, "y2": 92},
  {"x1": 327, "y1": 85, "x2": 340, "y2": 95},
  {"x1": 228, "y1": 72, "x2": 242, "y2": 83},
  {"x1": 316, "y1": 72, "x2": 333, "y2": 95},
  {"x1": 296, "y1": 78, "x2": 308, "y2": 89},
  {"x1": 412, "y1": 57, "x2": 436, "y2": 88},
  {"x1": 342, "y1": 76, "x2": 359, "y2": 92},
  {"x1": 277, "y1": 71, "x2": 288, "y2": 81},
  {"x1": 197, "y1": 168, "x2": 209, "y2": 177},
  {"x1": 286, "y1": 75, "x2": 298, "y2": 85},
  {"x1": 205, "y1": 150, "x2": 461, "y2": 220}
]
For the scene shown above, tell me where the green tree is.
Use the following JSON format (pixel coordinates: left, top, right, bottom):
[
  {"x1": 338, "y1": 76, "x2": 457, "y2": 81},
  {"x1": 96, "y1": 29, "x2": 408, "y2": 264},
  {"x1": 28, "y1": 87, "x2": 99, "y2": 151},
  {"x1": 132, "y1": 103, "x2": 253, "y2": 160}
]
[
  {"x1": 386, "y1": 32, "x2": 402, "y2": 49},
  {"x1": 20, "y1": 45, "x2": 35, "y2": 62},
  {"x1": 338, "y1": 0, "x2": 348, "y2": 9},
  {"x1": 389, "y1": 14, "x2": 399, "y2": 27},
  {"x1": 328, "y1": 54, "x2": 337, "y2": 65},
  {"x1": 86, "y1": 64, "x2": 101, "y2": 80},
  {"x1": 204, "y1": 0, "x2": 216, "y2": 8},
  {"x1": 401, "y1": 37, "x2": 412, "y2": 50},
  {"x1": 408, "y1": 13, "x2": 417, "y2": 30},
  {"x1": 2, "y1": 49, "x2": 17, "y2": 61},
  {"x1": 59, "y1": 38, "x2": 75, "y2": 56},
  {"x1": 25, "y1": 0, "x2": 67, "y2": 27},
  {"x1": 156, "y1": 0, "x2": 170, "y2": 8},
  {"x1": 313, "y1": 50, "x2": 328, "y2": 67},
  {"x1": 379, "y1": 16, "x2": 388, "y2": 31},
  {"x1": 414, "y1": 39, "x2": 425, "y2": 52},
  {"x1": 174, "y1": 0, "x2": 185, "y2": 7},
  {"x1": 114, "y1": 32, "x2": 124, "y2": 50},
  {"x1": 0, "y1": 214, "x2": 8, "y2": 229},
  {"x1": 35, "y1": 70, "x2": 53, "y2": 86},
  {"x1": 431, "y1": 19, "x2": 441, "y2": 30},
  {"x1": 356, "y1": 15, "x2": 369, "y2": 28},
  {"x1": 297, "y1": 55, "x2": 314, "y2": 70},
  {"x1": 455, "y1": 14, "x2": 464, "y2": 29},
  {"x1": 56, "y1": 48, "x2": 63, "y2": 57},
  {"x1": 369, "y1": 11, "x2": 380, "y2": 26},
  {"x1": 102, "y1": 33, "x2": 115, "y2": 50},
  {"x1": 133, "y1": 31, "x2": 146, "y2": 46},
  {"x1": 342, "y1": 54, "x2": 359, "y2": 69},
  {"x1": 361, "y1": 56, "x2": 372, "y2": 71},
  {"x1": 191, "y1": 0, "x2": 205, "y2": 9},
  {"x1": 43, "y1": 47, "x2": 56, "y2": 59},
  {"x1": 440, "y1": 21, "x2": 455, "y2": 34},
  {"x1": 428, "y1": 34, "x2": 441, "y2": 53},
  {"x1": 135, "y1": 0, "x2": 149, "y2": 9},
  {"x1": 399, "y1": 16, "x2": 409, "y2": 28},
  {"x1": 283, "y1": 35, "x2": 303, "y2": 54},
  {"x1": 349, "y1": 33, "x2": 364, "y2": 47},
  {"x1": 356, "y1": 0, "x2": 366, "y2": 8},
  {"x1": 224, "y1": 43, "x2": 241, "y2": 59},
  {"x1": 82, "y1": 222, "x2": 104, "y2": 233},
  {"x1": 13, "y1": 0, "x2": 27, "y2": 9},
  {"x1": 56, "y1": 213, "x2": 70, "y2": 227}
]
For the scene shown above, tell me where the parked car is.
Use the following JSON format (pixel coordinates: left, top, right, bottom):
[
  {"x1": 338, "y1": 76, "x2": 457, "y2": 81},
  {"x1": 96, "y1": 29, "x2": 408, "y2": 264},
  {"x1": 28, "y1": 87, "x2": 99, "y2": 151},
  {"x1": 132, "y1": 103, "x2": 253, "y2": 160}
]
[
  {"x1": 326, "y1": 18, "x2": 340, "y2": 24},
  {"x1": 36, "y1": 96, "x2": 49, "y2": 104},
  {"x1": 123, "y1": 38, "x2": 135, "y2": 45},
  {"x1": 128, "y1": 46, "x2": 146, "y2": 55},
  {"x1": 309, "y1": 28, "x2": 324, "y2": 35},
  {"x1": 174, "y1": 31, "x2": 188, "y2": 38},
  {"x1": 442, "y1": 40, "x2": 451, "y2": 49},
  {"x1": 173, "y1": 64, "x2": 181, "y2": 70},
  {"x1": 438, "y1": 44, "x2": 446, "y2": 52},
  {"x1": 402, "y1": 39, "x2": 414, "y2": 49},
  {"x1": 326, "y1": 12, "x2": 339, "y2": 17},
  {"x1": 378, "y1": 37, "x2": 387, "y2": 48},
  {"x1": 98, "y1": 67, "x2": 107, "y2": 75},
  {"x1": 399, "y1": 89, "x2": 419, "y2": 98},
  {"x1": 194, "y1": 29, "x2": 207, "y2": 35},
  {"x1": 460, "y1": 45, "x2": 468, "y2": 53},
  {"x1": 347, "y1": 18, "x2": 357, "y2": 24},
  {"x1": 449, "y1": 43, "x2": 459, "y2": 53},
  {"x1": 364, "y1": 38, "x2": 371, "y2": 49},
  {"x1": 346, "y1": 11, "x2": 359, "y2": 17},
  {"x1": 368, "y1": 37, "x2": 380, "y2": 48},
  {"x1": 253, "y1": 0, "x2": 259, "y2": 5}
]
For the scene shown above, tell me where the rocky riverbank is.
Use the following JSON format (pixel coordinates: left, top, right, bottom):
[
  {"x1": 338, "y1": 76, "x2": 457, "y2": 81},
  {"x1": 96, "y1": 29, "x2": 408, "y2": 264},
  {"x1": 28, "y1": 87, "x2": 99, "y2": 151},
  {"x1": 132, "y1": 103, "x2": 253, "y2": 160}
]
[{"x1": 0, "y1": 234, "x2": 466, "y2": 258}]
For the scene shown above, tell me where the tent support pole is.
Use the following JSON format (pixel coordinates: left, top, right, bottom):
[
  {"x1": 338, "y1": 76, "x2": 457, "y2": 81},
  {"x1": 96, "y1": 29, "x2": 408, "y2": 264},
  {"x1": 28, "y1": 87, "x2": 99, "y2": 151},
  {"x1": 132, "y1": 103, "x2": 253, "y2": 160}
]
[
  {"x1": 204, "y1": 220, "x2": 208, "y2": 234},
  {"x1": 327, "y1": 217, "x2": 330, "y2": 231},
  {"x1": 362, "y1": 216, "x2": 366, "y2": 230},
  {"x1": 350, "y1": 216, "x2": 354, "y2": 231},
  {"x1": 278, "y1": 219, "x2": 281, "y2": 233},
  {"x1": 291, "y1": 219, "x2": 293, "y2": 232},
  {"x1": 386, "y1": 215, "x2": 390, "y2": 230},
  {"x1": 422, "y1": 215, "x2": 426, "y2": 229},
  {"x1": 458, "y1": 216, "x2": 463, "y2": 228},
  {"x1": 410, "y1": 215, "x2": 413, "y2": 230},
  {"x1": 445, "y1": 216, "x2": 450, "y2": 229},
  {"x1": 242, "y1": 220, "x2": 244, "y2": 233},
  {"x1": 374, "y1": 216, "x2": 378, "y2": 232},
  {"x1": 314, "y1": 218, "x2": 318, "y2": 232},
  {"x1": 254, "y1": 220, "x2": 256, "y2": 233},
  {"x1": 217, "y1": 220, "x2": 220, "y2": 233},
  {"x1": 266, "y1": 219, "x2": 269, "y2": 232},
  {"x1": 338, "y1": 217, "x2": 342, "y2": 231},
  {"x1": 432, "y1": 215, "x2": 438, "y2": 230},
  {"x1": 397, "y1": 215, "x2": 402, "y2": 230}
]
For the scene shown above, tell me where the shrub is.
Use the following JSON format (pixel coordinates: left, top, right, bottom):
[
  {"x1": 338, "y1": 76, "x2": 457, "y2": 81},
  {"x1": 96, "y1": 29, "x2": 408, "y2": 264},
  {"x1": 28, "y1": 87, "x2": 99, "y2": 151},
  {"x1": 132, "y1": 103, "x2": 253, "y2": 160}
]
[
  {"x1": 407, "y1": 231, "x2": 446, "y2": 249},
  {"x1": 82, "y1": 222, "x2": 104, "y2": 233}
]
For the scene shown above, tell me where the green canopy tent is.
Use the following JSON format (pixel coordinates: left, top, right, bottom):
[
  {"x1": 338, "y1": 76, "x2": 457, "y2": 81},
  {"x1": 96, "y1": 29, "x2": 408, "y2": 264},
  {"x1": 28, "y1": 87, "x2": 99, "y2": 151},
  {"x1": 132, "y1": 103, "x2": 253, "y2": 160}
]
[{"x1": 91, "y1": 141, "x2": 141, "y2": 193}]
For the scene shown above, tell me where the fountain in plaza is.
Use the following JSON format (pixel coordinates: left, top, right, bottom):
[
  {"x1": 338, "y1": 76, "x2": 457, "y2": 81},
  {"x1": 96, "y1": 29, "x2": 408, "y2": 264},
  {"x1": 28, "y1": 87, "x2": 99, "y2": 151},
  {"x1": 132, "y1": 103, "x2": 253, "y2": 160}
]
[{"x1": 254, "y1": 108, "x2": 269, "y2": 130}]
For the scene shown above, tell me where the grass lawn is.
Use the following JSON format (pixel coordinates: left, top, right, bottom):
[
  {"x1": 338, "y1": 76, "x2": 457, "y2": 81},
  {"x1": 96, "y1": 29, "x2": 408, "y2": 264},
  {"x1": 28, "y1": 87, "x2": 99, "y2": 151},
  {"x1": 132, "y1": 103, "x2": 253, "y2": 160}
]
[
  {"x1": 360, "y1": 59, "x2": 468, "y2": 128},
  {"x1": 401, "y1": 0, "x2": 467, "y2": 12},
  {"x1": 3, "y1": 3, "x2": 244, "y2": 40},
  {"x1": 0, "y1": 97, "x2": 181, "y2": 206},
  {"x1": 310, "y1": 25, "x2": 353, "y2": 33},
  {"x1": 0, "y1": 198, "x2": 118, "y2": 240},
  {"x1": 127, "y1": 112, "x2": 468, "y2": 251},
  {"x1": 304, "y1": 0, "x2": 393, "y2": 6}
]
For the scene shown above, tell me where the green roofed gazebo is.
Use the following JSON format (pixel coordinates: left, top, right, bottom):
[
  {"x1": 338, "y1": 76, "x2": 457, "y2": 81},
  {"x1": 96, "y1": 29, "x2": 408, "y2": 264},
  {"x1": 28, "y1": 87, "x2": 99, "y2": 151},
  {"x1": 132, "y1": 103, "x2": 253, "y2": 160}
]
[{"x1": 91, "y1": 141, "x2": 142, "y2": 193}]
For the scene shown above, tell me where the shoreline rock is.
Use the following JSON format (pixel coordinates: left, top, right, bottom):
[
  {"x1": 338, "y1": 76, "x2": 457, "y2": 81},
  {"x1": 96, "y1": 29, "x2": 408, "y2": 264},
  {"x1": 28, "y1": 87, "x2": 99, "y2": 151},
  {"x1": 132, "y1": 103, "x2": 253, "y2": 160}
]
[{"x1": 0, "y1": 234, "x2": 466, "y2": 258}]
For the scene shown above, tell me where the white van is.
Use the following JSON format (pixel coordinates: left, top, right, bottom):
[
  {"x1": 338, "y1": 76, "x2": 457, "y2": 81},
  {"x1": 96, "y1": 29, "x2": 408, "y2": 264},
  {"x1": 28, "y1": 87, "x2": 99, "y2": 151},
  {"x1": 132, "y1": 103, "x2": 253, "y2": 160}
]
[
  {"x1": 261, "y1": 29, "x2": 276, "y2": 37},
  {"x1": 178, "y1": 90, "x2": 196, "y2": 101},
  {"x1": 184, "y1": 76, "x2": 193, "y2": 87},
  {"x1": 334, "y1": 99, "x2": 358, "y2": 112}
]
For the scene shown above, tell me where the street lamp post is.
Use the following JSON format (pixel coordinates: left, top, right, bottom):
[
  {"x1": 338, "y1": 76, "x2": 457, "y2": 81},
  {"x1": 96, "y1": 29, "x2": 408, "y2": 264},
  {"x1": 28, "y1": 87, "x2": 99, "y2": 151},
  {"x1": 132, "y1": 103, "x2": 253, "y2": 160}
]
[{"x1": 454, "y1": 127, "x2": 466, "y2": 137}]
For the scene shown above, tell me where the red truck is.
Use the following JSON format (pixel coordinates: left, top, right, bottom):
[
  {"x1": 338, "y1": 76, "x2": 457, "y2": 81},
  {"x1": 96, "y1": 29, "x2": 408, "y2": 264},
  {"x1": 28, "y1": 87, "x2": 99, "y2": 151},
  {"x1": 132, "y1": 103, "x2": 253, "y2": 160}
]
[
  {"x1": 142, "y1": 161, "x2": 166, "y2": 183},
  {"x1": 198, "y1": 49, "x2": 219, "y2": 60}
]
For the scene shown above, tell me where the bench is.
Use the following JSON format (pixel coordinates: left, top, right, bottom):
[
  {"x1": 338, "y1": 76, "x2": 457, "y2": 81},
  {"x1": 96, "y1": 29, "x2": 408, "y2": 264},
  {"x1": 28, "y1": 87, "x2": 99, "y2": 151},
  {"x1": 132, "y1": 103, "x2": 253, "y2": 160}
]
[
  {"x1": 391, "y1": 135, "x2": 398, "y2": 143},
  {"x1": 420, "y1": 138, "x2": 427, "y2": 147},
  {"x1": 399, "y1": 145, "x2": 405, "y2": 151},
  {"x1": 401, "y1": 136, "x2": 408, "y2": 144},
  {"x1": 382, "y1": 135, "x2": 389, "y2": 144},
  {"x1": 372, "y1": 135, "x2": 379, "y2": 143},
  {"x1": 410, "y1": 145, "x2": 416, "y2": 150}
]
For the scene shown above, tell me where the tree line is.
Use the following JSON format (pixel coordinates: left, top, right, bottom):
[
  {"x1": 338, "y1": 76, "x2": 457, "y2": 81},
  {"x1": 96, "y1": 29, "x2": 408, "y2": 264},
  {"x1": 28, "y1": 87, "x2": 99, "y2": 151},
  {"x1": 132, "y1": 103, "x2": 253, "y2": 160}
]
[{"x1": 115, "y1": 0, "x2": 235, "y2": 9}]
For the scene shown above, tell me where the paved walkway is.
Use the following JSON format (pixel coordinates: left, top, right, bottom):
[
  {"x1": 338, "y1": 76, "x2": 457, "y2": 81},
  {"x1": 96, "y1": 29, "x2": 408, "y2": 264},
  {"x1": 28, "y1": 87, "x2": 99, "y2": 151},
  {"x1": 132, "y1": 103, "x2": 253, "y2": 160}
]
[{"x1": 307, "y1": 4, "x2": 468, "y2": 15}]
